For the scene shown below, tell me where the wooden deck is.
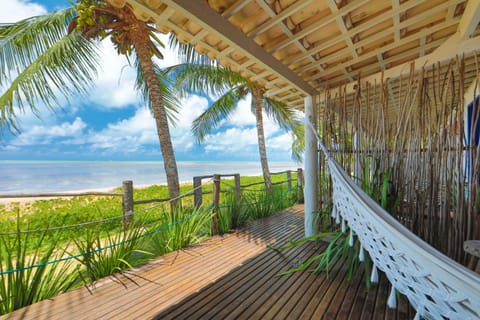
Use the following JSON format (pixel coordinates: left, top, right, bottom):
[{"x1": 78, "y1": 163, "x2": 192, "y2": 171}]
[{"x1": 1, "y1": 205, "x2": 415, "y2": 319}]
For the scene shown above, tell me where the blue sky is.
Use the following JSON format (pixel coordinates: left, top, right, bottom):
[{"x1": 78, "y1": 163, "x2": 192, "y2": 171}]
[{"x1": 0, "y1": 0, "x2": 302, "y2": 163}]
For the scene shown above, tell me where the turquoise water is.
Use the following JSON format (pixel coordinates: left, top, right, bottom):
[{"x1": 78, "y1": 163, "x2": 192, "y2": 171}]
[{"x1": 0, "y1": 161, "x2": 301, "y2": 194}]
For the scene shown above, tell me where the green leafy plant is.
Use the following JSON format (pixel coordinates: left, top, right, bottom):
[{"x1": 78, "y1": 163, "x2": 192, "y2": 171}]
[
  {"x1": 245, "y1": 186, "x2": 297, "y2": 220},
  {"x1": 218, "y1": 192, "x2": 249, "y2": 233},
  {"x1": 0, "y1": 227, "x2": 79, "y2": 315},
  {"x1": 142, "y1": 206, "x2": 210, "y2": 256},
  {"x1": 72, "y1": 224, "x2": 151, "y2": 283},
  {"x1": 278, "y1": 230, "x2": 371, "y2": 287}
]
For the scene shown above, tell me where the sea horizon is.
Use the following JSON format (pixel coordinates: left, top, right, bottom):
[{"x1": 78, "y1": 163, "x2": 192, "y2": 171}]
[{"x1": 0, "y1": 160, "x2": 302, "y2": 195}]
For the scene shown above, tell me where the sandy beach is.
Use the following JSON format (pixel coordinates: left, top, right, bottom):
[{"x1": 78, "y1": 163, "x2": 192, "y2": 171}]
[{"x1": 0, "y1": 181, "x2": 197, "y2": 204}]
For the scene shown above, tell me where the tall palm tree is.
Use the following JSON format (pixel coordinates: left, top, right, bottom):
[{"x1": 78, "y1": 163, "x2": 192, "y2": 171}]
[
  {"x1": 0, "y1": 1, "x2": 181, "y2": 205},
  {"x1": 172, "y1": 63, "x2": 302, "y2": 191}
]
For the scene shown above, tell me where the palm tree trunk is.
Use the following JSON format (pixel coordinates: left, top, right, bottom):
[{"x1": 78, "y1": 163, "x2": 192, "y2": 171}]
[
  {"x1": 129, "y1": 22, "x2": 180, "y2": 208},
  {"x1": 253, "y1": 87, "x2": 273, "y2": 192}
]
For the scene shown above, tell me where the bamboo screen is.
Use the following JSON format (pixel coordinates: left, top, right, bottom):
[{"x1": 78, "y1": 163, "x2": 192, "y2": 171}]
[{"x1": 318, "y1": 55, "x2": 480, "y2": 264}]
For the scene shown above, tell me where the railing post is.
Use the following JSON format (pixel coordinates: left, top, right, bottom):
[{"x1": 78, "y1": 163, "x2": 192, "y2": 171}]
[
  {"x1": 122, "y1": 180, "x2": 134, "y2": 227},
  {"x1": 211, "y1": 174, "x2": 220, "y2": 235},
  {"x1": 234, "y1": 174, "x2": 241, "y2": 203},
  {"x1": 297, "y1": 168, "x2": 304, "y2": 204},
  {"x1": 193, "y1": 176, "x2": 202, "y2": 207},
  {"x1": 286, "y1": 171, "x2": 292, "y2": 192},
  {"x1": 233, "y1": 174, "x2": 241, "y2": 228}
]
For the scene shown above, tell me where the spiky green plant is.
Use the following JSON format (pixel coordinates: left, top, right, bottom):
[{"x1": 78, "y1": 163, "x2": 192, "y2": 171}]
[
  {"x1": 278, "y1": 230, "x2": 371, "y2": 287},
  {"x1": 142, "y1": 206, "x2": 210, "y2": 255},
  {"x1": 218, "y1": 192, "x2": 249, "y2": 233},
  {"x1": 72, "y1": 224, "x2": 151, "y2": 283},
  {"x1": 0, "y1": 227, "x2": 79, "y2": 314},
  {"x1": 245, "y1": 186, "x2": 296, "y2": 220}
]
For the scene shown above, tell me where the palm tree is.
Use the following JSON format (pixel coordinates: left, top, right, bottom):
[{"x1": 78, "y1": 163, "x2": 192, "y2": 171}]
[
  {"x1": 0, "y1": 1, "x2": 181, "y2": 205},
  {"x1": 172, "y1": 63, "x2": 302, "y2": 191}
]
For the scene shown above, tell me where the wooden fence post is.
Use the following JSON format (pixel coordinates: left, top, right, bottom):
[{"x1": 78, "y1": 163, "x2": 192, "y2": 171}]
[
  {"x1": 297, "y1": 168, "x2": 304, "y2": 204},
  {"x1": 122, "y1": 180, "x2": 134, "y2": 227},
  {"x1": 233, "y1": 174, "x2": 241, "y2": 228},
  {"x1": 286, "y1": 171, "x2": 292, "y2": 192},
  {"x1": 193, "y1": 176, "x2": 202, "y2": 207},
  {"x1": 211, "y1": 174, "x2": 220, "y2": 235},
  {"x1": 234, "y1": 174, "x2": 241, "y2": 204}
]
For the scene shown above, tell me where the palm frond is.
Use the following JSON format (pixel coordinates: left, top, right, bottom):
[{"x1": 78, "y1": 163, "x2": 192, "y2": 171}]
[
  {"x1": 0, "y1": 32, "x2": 99, "y2": 132},
  {"x1": 291, "y1": 123, "x2": 305, "y2": 162},
  {"x1": 262, "y1": 97, "x2": 301, "y2": 131},
  {"x1": 168, "y1": 34, "x2": 213, "y2": 65},
  {"x1": 170, "y1": 63, "x2": 244, "y2": 98},
  {"x1": 134, "y1": 57, "x2": 180, "y2": 125},
  {"x1": 192, "y1": 87, "x2": 243, "y2": 143},
  {"x1": 0, "y1": 7, "x2": 77, "y2": 82}
]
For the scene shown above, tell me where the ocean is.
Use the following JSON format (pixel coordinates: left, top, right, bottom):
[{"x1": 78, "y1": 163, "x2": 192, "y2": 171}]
[{"x1": 0, "y1": 161, "x2": 302, "y2": 194}]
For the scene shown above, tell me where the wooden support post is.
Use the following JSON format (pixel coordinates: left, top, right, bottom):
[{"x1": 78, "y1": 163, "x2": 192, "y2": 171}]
[
  {"x1": 286, "y1": 171, "x2": 292, "y2": 192},
  {"x1": 233, "y1": 174, "x2": 241, "y2": 228},
  {"x1": 122, "y1": 180, "x2": 134, "y2": 227},
  {"x1": 297, "y1": 168, "x2": 304, "y2": 204},
  {"x1": 211, "y1": 174, "x2": 220, "y2": 235},
  {"x1": 304, "y1": 94, "x2": 318, "y2": 237},
  {"x1": 193, "y1": 176, "x2": 202, "y2": 207},
  {"x1": 234, "y1": 174, "x2": 241, "y2": 203}
]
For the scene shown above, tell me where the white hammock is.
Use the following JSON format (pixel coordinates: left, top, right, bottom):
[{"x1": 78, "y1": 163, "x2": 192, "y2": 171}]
[{"x1": 315, "y1": 132, "x2": 480, "y2": 320}]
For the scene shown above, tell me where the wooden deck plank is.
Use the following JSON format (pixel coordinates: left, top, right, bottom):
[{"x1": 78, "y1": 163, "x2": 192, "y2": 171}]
[
  {"x1": 296, "y1": 256, "x2": 347, "y2": 318},
  {"x1": 1, "y1": 205, "x2": 416, "y2": 320},
  {"x1": 359, "y1": 271, "x2": 380, "y2": 320},
  {"x1": 220, "y1": 245, "x2": 316, "y2": 319},
  {"x1": 249, "y1": 245, "x2": 323, "y2": 319},
  {"x1": 170, "y1": 241, "x2": 309, "y2": 319},
  {"x1": 131, "y1": 225, "x2": 305, "y2": 319},
  {"x1": 335, "y1": 266, "x2": 367, "y2": 319}
]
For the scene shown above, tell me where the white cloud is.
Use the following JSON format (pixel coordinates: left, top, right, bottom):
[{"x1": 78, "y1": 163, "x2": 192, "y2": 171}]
[
  {"x1": 87, "y1": 107, "x2": 157, "y2": 151},
  {"x1": 87, "y1": 34, "x2": 183, "y2": 110},
  {"x1": 205, "y1": 127, "x2": 258, "y2": 152},
  {"x1": 228, "y1": 96, "x2": 256, "y2": 127},
  {"x1": 0, "y1": 0, "x2": 46, "y2": 22},
  {"x1": 268, "y1": 133, "x2": 293, "y2": 151},
  {"x1": 170, "y1": 94, "x2": 209, "y2": 150},
  {"x1": 153, "y1": 33, "x2": 182, "y2": 68},
  {"x1": 86, "y1": 42, "x2": 138, "y2": 109},
  {"x1": 12, "y1": 117, "x2": 87, "y2": 145}
]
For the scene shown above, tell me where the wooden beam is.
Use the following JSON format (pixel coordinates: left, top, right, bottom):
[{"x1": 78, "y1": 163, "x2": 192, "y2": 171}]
[
  {"x1": 292, "y1": 0, "x2": 454, "y2": 74},
  {"x1": 458, "y1": 0, "x2": 480, "y2": 38},
  {"x1": 267, "y1": 0, "x2": 370, "y2": 53},
  {"x1": 247, "y1": 0, "x2": 313, "y2": 38},
  {"x1": 221, "y1": 0, "x2": 250, "y2": 18},
  {"x1": 307, "y1": 18, "x2": 460, "y2": 83},
  {"x1": 251, "y1": 0, "x2": 323, "y2": 72},
  {"x1": 164, "y1": 0, "x2": 317, "y2": 95},
  {"x1": 392, "y1": 0, "x2": 401, "y2": 41},
  {"x1": 327, "y1": 0, "x2": 358, "y2": 58},
  {"x1": 286, "y1": 0, "x2": 428, "y2": 67},
  {"x1": 326, "y1": 38, "x2": 444, "y2": 88},
  {"x1": 335, "y1": 32, "x2": 480, "y2": 94}
]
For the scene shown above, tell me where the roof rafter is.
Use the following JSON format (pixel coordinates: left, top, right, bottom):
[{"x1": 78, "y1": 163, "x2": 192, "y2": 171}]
[
  {"x1": 267, "y1": 0, "x2": 370, "y2": 53},
  {"x1": 338, "y1": 31, "x2": 480, "y2": 94},
  {"x1": 307, "y1": 17, "x2": 461, "y2": 83},
  {"x1": 165, "y1": 0, "x2": 317, "y2": 95},
  {"x1": 458, "y1": 0, "x2": 480, "y2": 38}
]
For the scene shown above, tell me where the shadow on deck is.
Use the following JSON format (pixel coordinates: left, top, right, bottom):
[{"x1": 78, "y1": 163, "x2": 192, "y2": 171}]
[{"x1": 1, "y1": 205, "x2": 415, "y2": 319}]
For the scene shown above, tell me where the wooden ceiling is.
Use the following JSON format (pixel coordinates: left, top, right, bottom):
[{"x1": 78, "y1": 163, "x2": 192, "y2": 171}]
[{"x1": 109, "y1": 0, "x2": 480, "y2": 110}]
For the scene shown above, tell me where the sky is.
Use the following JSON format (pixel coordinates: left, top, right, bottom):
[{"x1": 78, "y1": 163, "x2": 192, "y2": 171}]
[{"x1": 0, "y1": 0, "x2": 303, "y2": 163}]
